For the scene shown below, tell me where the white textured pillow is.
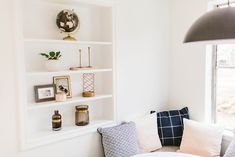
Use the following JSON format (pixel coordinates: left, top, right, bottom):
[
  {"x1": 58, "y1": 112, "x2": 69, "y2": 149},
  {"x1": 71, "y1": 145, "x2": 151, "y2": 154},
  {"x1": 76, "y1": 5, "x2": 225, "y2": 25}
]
[
  {"x1": 178, "y1": 119, "x2": 223, "y2": 157},
  {"x1": 135, "y1": 114, "x2": 162, "y2": 152}
]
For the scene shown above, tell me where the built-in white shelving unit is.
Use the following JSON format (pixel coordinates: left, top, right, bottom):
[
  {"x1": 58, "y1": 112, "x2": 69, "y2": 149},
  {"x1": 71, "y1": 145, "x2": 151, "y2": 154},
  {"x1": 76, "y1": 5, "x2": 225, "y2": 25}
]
[
  {"x1": 27, "y1": 120, "x2": 114, "y2": 149},
  {"x1": 15, "y1": 0, "x2": 116, "y2": 150}
]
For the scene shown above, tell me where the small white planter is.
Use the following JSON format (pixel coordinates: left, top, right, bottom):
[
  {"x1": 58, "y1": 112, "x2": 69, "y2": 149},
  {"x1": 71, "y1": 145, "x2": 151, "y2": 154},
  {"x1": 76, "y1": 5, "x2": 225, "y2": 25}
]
[{"x1": 44, "y1": 60, "x2": 62, "y2": 72}]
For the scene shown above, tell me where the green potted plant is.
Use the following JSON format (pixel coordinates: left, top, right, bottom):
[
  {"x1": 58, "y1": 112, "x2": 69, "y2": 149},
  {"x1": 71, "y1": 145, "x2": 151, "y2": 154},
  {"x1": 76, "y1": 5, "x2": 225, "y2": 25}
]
[{"x1": 40, "y1": 51, "x2": 62, "y2": 72}]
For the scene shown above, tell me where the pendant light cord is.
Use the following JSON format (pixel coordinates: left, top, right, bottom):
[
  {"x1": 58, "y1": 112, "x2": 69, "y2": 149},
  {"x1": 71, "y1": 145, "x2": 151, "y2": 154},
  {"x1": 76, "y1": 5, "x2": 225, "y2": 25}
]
[{"x1": 228, "y1": 0, "x2": 230, "y2": 6}]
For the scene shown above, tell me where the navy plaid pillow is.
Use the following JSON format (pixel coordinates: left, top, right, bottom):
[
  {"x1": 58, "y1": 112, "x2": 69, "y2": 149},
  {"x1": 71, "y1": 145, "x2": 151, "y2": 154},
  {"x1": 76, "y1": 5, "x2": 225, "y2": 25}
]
[{"x1": 156, "y1": 107, "x2": 189, "y2": 146}]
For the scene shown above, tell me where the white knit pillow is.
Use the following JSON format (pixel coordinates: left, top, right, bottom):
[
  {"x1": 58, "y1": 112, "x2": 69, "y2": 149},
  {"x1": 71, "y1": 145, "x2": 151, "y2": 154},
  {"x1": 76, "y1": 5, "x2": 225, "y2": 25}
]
[
  {"x1": 178, "y1": 119, "x2": 223, "y2": 157},
  {"x1": 134, "y1": 114, "x2": 162, "y2": 152},
  {"x1": 224, "y1": 131, "x2": 235, "y2": 157}
]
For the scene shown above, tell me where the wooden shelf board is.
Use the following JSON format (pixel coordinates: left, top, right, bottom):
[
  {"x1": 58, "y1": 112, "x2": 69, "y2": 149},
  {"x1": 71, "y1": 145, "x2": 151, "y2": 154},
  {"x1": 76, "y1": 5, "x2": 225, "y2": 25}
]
[
  {"x1": 25, "y1": 120, "x2": 115, "y2": 149},
  {"x1": 27, "y1": 68, "x2": 112, "y2": 76},
  {"x1": 28, "y1": 94, "x2": 113, "y2": 110},
  {"x1": 24, "y1": 38, "x2": 112, "y2": 45}
]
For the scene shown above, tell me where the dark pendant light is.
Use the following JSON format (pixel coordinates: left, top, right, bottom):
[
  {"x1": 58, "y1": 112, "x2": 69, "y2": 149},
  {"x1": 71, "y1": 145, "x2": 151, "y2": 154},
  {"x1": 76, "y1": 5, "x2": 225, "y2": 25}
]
[{"x1": 184, "y1": 0, "x2": 235, "y2": 43}]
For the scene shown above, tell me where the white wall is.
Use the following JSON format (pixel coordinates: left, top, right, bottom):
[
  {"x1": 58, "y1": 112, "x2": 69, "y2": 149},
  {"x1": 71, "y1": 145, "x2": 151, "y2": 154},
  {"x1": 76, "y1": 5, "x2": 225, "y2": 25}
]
[
  {"x1": 0, "y1": 0, "x2": 171, "y2": 156},
  {"x1": 169, "y1": 0, "x2": 208, "y2": 121},
  {"x1": 0, "y1": 0, "x2": 18, "y2": 156},
  {"x1": 116, "y1": 0, "x2": 171, "y2": 121}
]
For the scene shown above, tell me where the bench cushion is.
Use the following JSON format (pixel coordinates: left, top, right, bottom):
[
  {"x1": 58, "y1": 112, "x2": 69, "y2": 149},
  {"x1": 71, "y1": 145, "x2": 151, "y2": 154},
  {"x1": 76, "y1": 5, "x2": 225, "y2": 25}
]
[
  {"x1": 154, "y1": 146, "x2": 179, "y2": 152},
  {"x1": 132, "y1": 152, "x2": 201, "y2": 157}
]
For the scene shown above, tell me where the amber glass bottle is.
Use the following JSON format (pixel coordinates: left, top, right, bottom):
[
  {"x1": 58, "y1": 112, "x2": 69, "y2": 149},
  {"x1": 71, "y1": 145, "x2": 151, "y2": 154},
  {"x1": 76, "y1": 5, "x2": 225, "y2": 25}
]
[{"x1": 52, "y1": 110, "x2": 62, "y2": 131}]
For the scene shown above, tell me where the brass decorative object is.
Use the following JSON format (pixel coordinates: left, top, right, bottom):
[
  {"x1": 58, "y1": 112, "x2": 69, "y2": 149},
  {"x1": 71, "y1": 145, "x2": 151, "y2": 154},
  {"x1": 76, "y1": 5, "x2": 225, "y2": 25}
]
[
  {"x1": 82, "y1": 91, "x2": 95, "y2": 97},
  {"x1": 70, "y1": 49, "x2": 84, "y2": 70},
  {"x1": 82, "y1": 73, "x2": 95, "y2": 97},
  {"x1": 63, "y1": 34, "x2": 77, "y2": 41},
  {"x1": 79, "y1": 49, "x2": 83, "y2": 68},
  {"x1": 53, "y1": 76, "x2": 72, "y2": 98},
  {"x1": 70, "y1": 48, "x2": 93, "y2": 71},
  {"x1": 87, "y1": 47, "x2": 92, "y2": 68},
  {"x1": 75, "y1": 105, "x2": 89, "y2": 126}
]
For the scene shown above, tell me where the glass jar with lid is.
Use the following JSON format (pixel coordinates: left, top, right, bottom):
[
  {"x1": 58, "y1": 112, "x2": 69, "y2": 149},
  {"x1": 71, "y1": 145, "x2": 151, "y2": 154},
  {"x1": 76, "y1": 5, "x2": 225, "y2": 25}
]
[{"x1": 75, "y1": 105, "x2": 89, "y2": 126}]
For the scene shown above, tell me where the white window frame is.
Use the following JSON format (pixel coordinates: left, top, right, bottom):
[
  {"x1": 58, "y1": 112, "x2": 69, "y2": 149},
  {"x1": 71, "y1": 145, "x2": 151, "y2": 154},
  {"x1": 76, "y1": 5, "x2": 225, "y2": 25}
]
[
  {"x1": 211, "y1": 46, "x2": 217, "y2": 124},
  {"x1": 208, "y1": 0, "x2": 235, "y2": 125}
]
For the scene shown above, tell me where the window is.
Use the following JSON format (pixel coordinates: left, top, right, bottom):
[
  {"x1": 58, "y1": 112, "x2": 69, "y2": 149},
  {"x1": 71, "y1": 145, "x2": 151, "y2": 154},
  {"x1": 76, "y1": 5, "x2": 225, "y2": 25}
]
[
  {"x1": 213, "y1": 45, "x2": 235, "y2": 130},
  {"x1": 210, "y1": 2, "x2": 235, "y2": 130}
]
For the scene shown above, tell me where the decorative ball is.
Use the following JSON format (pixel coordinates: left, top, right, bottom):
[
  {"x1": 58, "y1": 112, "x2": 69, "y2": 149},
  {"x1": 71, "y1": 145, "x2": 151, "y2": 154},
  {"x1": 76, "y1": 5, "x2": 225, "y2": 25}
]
[{"x1": 56, "y1": 9, "x2": 80, "y2": 33}]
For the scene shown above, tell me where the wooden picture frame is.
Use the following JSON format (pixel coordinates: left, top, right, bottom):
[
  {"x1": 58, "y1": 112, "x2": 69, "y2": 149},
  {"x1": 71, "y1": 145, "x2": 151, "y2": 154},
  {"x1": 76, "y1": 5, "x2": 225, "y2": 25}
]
[
  {"x1": 34, "y1": 84, "x2": 56, "y2": 103},
  {"x1": 53, "y1": 76, "x2": 72, "y2": 98}
]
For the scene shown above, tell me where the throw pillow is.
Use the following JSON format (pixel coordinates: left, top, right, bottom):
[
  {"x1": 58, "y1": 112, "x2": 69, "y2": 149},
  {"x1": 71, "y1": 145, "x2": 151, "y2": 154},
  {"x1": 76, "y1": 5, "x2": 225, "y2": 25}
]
[
  {"x1": 97, "y1": 122, "x2": 139, "y2": 157},
  {"x1": 178, "y1": 119, "x2": 223, "y2": 157},
  {"x1": 223, "y1": 130, "x2": 235, "y2": 157},
  {"x1": 134, "y1": 114, "x2": 162, "y2": 153},
  {"x1": 156, "y1": 107, "x2": 189, "y2": 146}
]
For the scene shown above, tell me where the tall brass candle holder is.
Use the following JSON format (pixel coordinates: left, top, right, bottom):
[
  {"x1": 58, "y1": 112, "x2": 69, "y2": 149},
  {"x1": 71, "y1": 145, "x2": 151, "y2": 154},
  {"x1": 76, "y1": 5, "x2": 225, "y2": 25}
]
[
  {"x1": 87, "y1": 47, "x2": 92, "y2": 68},
  {"x1": 70, "y1": 47, "x2": 93, "y2": 71},
  {"x1": 78, "y1": 49, "x2": 84, "y2": 68}
]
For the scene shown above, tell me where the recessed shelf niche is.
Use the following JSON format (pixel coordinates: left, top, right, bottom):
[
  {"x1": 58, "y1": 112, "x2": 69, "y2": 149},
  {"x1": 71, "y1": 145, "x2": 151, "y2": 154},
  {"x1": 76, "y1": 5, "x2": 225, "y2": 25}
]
[{"x1": 16, "y1": 0, "x2": 116, "y2": 150}]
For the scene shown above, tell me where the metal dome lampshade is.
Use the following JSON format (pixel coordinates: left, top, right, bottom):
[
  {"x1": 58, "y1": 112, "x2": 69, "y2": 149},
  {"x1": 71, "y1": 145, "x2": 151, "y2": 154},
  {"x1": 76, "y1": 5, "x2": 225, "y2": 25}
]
[{"x1": 184, "y1": 4, "x2": 235, "y2": 43}]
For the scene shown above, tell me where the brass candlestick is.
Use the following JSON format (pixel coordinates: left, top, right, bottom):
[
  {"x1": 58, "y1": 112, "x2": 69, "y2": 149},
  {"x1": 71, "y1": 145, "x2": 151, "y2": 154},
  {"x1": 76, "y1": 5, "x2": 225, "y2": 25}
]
[
  {"x1": 70, "y1": 49, "x2": 85, "y2": 70},
  {"x1": 79, "y1": 49, "x2": 82, "y2": 68},
  {"x1": 69, "y1": 47, "x2": 93, "y2": 71},
  {"x1": 87, "y1": 47, "x2": 92, "y2": 68}
]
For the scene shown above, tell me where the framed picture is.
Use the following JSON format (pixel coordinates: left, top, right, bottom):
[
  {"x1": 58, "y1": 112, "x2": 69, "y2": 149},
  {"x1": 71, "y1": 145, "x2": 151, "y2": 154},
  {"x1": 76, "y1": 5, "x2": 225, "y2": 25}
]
[
  {"x1": 34, "y1": 84, "x2": 56, "y2": 103},
  {"x1": 53, "y1": 76, "x2": 72, "y2": 98}
]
